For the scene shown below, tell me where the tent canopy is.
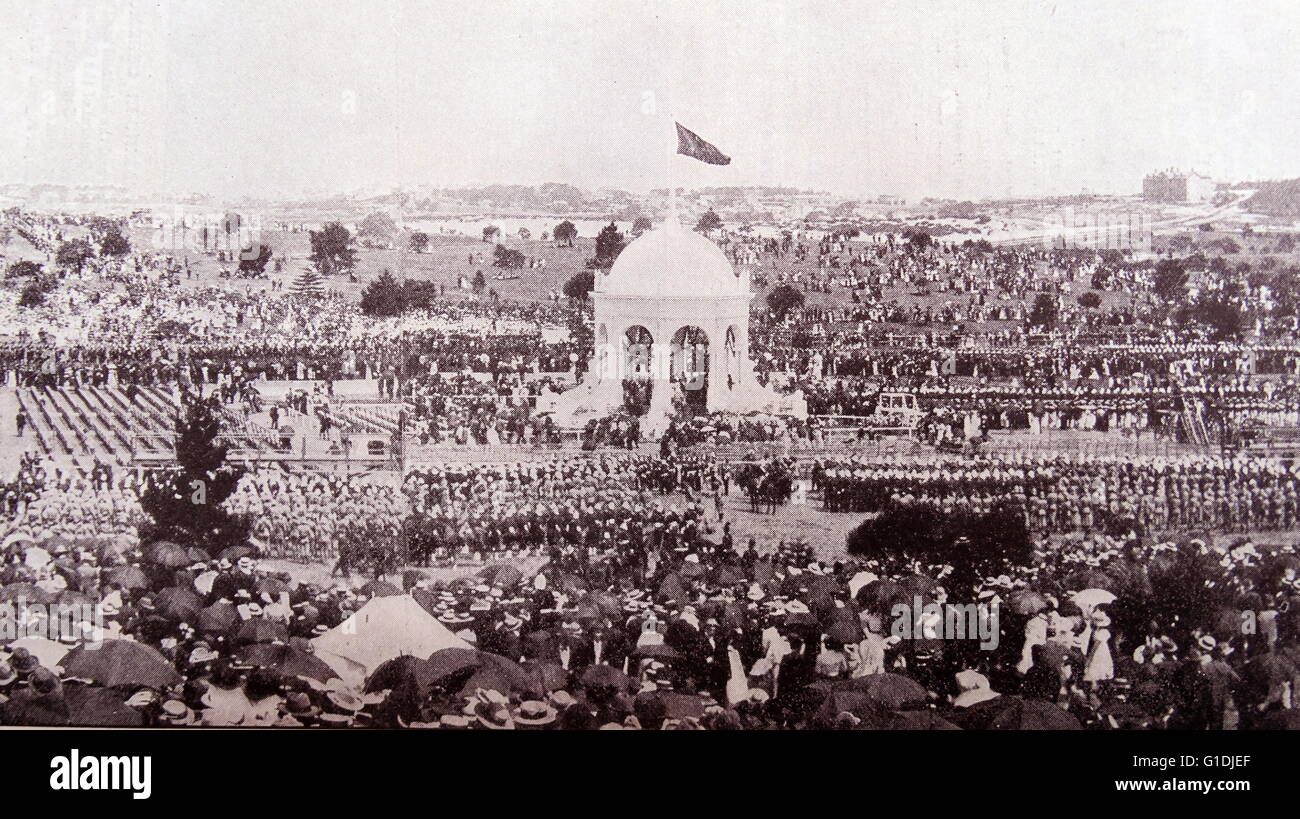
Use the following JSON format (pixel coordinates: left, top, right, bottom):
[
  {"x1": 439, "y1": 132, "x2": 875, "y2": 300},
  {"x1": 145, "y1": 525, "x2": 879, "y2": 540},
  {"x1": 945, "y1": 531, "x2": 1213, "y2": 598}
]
[{"x1": 311, "y1": 595, "x2": 472, "y2": 684}]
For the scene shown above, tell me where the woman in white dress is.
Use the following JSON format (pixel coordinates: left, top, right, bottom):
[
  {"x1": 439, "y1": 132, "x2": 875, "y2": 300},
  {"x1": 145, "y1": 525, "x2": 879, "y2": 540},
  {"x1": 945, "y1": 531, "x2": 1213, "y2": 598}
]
[{"x1": 1083, "y1": 610, "x2": 1115, "y2": 687}]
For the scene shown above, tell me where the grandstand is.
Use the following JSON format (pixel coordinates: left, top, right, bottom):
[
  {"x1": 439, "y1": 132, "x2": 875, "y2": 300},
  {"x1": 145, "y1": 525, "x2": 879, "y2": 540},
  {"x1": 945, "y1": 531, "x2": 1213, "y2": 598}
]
[{"x1": 15, "y1": 386, "x2": 286, "y2": 467}]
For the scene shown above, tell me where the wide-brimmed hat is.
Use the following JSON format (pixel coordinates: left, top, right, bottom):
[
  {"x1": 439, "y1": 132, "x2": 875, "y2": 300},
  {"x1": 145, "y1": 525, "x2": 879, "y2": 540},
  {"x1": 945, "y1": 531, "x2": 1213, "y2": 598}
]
[
  {"x1": 513, "y1": 700, "x2": 557, "y2": 726},
  {"x1": 188, "y1": 643, "x2": 219, "y2": 665},
  {"x1": 326, "y1": 690, "x2": 364, "y2": 713},
  {"x1": 159, "y1": 699, "x2": 196, "y2": 726},
  {"x1": 548, "y1": 690, "x2": 578, "y2": 708},
  {"x1": 9, "y1": 648, "x2": 40, "y2": 674},
  {"x1": 473, "y1": 700, "x2": 515, "y2": 730},
  {"x1": 281, "y1": 692, "x2": 321, "y2": 719},
  {"x1": 0, "y1": 660, "x2": 17, "y2": 686}
]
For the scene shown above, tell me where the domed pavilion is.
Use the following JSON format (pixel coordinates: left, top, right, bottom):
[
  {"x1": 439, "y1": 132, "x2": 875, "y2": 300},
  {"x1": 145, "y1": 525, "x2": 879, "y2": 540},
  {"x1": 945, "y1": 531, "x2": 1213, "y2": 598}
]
[{"x1": 542, "y1": 218, "x2": 805, "y2": 435}]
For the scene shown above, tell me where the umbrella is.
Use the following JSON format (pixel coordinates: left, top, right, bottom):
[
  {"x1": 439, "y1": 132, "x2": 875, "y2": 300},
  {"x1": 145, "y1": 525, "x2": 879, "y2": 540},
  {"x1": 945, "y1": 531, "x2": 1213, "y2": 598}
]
[
  {"x1": 234, "y1": 618, "x2": 289, "y2": 645},
  {"x1": 879, "y1": 709, "x2": 961, "y2": 731},
  {"x1": 1062, "y1": 569, "x2": 1116, "y2": 592},
  {"x1": 366, "y1": 655, "x2": 442, "y2": 692},
  {"x1": 976, "y1": 696, "x2": 1081, "y2": 730},
  {"x1": 1255, "y1": 710, "x2": 1300, "y2": 730},
  {"x1": 481, "y1": 563, "x2": 523, "y2": 589},
  {"x1": 1070, "y1": 588, "x2": 1117, "y2": 613},
  {"x1": 154, "y1": 587, "x2": 202, "y2": 623},
  {"x1": 818, "y1": 673, "x2": 928, "y2": 709},
  {"x1": 656, "y1": 692, "x2": 706, "y2": 720},
  {"x1": 896, "y1": 574, "x2": 938, "y2": 600},
  {"x1": 186, "y1": 547, "x2": 210, "y2": 564},
  {"x1": 523, "y1": 660, "x2": 570, "y2": 693},
  {"x1": 5, "y1": 636, "x2": 69, "y2": 670},
  {"x1": 197, "y1": 601, "x2": 238, "y2": 633},
  {"x1": 359, "y1": 580, "x2": 402, "y2": 598},
  {"x1": 584, "y1": 591, "x2": 623, "y2": 621},
  {"x1": 105, "y1": 565, "x2": 149, "y2": 591},
  {"x1": 1209, "y1": 607, "x2": 1245, "y2": 641},
  {"x1": 712, "y1": 566, "x2": 743, "y2": 586},
  {"x1": 856, "y1": 580, "x2": 902, "y2": 613},
  {"x1": 1241, "y1": 652, "x2": 1299, "y2": 690},
  {"x1": 0, "y1": 583, "x2": 54, "y2": 605},
  {"x1": 57, "y1": 590, "x2": 97, "y2": 608},
  {"x1": 145, "y1": 541, "x2": 191, "y2": 568},
  {"x1": 574, "y1": 600, "x2": 602, "y2": 622},
  {"x1": 0, "y1": 694, "x2": 70, "y2": 726},
  {"x1": 579, "y1": 664, "x2": 632, "y2": 691},
  {"x1": 425, "y1": 647, "x2": 483, "y2": 682},
  {"x1": 679, "y1": 561, "x2": 705, "y2": 579},
  {"x1": 825, "y1": 617, "x2": 864, "y2": 645},
  {"x1": 632, "y1": 643, "x2": 681, "y2": 662},
  {"x1": 60, "y1": 639, "x2": 182, "y2": 689},
  {"x1": 657, "y1": 574, "x2": 687, "y2": 604},
  {"x1": 1007, "y1": 589, "x2": 1052, "y2": 615},
  {"x1": 255, "y1": 577, "x2": 292, "y2": 598},
  {"x1": 553, "y1": 574, "x2": 587, "y2": 595},
  {"x1": 238, "y1": 643, "x2": 337, "y2": 683},
  {"x1": 218, "y1": 545, "x2": 253, "y2": 561},
  {"x1": 64, "y1": 686, "x2": 144, "y2": 727}
]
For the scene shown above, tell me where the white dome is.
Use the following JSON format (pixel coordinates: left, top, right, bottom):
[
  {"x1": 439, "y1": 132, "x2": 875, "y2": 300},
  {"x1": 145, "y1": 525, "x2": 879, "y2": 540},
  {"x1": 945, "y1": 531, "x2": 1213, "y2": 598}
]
[{"x1": 601, "y1": 220, "x2": 742, "y2": 298}]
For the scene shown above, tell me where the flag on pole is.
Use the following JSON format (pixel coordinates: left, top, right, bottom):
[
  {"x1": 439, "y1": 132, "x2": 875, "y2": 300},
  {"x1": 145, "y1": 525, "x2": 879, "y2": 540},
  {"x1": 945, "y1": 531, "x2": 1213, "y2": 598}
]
[{"x1": 676, "y1": 122, "x2": 731, "y2": 165}]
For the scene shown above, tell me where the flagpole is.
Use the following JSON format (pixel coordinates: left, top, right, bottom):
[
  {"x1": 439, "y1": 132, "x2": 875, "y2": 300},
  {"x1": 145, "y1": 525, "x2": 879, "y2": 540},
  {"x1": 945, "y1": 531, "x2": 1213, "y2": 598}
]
[{"x1": 667, "y1": 114, "x2": 679, "y2": 227}]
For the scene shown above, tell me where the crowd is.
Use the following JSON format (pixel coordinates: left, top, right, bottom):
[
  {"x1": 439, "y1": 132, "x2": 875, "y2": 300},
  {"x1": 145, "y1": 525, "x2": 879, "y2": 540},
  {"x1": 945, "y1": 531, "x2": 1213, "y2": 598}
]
[
  {"x1": 817, "y1": 452, "x2": 1300, "y2": 534},
  {"x1": 1, "y1": 486, "x2": 1296, "y2": 730}
]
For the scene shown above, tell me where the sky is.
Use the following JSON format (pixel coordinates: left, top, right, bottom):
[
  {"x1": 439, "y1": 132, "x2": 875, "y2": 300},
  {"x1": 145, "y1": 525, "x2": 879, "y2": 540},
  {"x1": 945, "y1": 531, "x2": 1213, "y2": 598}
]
[{"x1": 2, "y1": 0, "x2": 1298, "y2": 201}]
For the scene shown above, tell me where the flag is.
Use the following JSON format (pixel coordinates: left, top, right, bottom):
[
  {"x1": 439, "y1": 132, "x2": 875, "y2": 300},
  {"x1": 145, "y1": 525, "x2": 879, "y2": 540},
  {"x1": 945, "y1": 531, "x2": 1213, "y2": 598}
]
[{"x1": 676, "y1": 122, "x2": 731, "y2": 165}]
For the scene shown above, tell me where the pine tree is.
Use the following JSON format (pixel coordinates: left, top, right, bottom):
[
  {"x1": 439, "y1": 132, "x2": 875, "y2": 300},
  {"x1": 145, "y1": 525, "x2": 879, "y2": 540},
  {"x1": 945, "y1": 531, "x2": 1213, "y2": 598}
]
[
  {"x1": 139, "y1": 391, "x2": 250, "y2": 555},
  {"x1": 291, "y1": 265, "x2": 326, "y2": 297}
]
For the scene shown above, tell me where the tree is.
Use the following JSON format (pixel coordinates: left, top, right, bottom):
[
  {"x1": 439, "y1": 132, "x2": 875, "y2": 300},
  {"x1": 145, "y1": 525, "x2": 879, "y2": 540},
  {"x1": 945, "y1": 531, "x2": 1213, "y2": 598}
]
[
  {"x1": 55, "y1": 238, "x2": 94, "y2": 273},
  {"x1": 553, "y1": 220, "x2": 577, "y2": 247},
  {"x1": 695, "y1": 209, "x2": 723, "y2": 234},
  {"x1": 631, "y1": 216, "x2": 653, "y2": 238},
  {"x1": 563, "y1": 270, "x2": 594, "y2": 301},
  {"x1": 766, "y1": 283, "x2": 805, "y2": 319},
  {"x1": 1076, "y1": 291, "x2": 1102, "y2": 309},
  {"x1": 846, "y1": 501, "x2": 1031, "y2": 597},
  {"x1": 18, "y1": 277, "x2": 55, "y2": 308},
  {"x1": 359, "y1": 269, "x2": 407, "y2": 317},
  {"x1": 1153, "y1": 258, "x2": 1188, "y2": 300},
  {"x1": 138, "y1": 391, "x2": 250, "y2": 555},
  {"x1": 492, "y1": 244, "x2": 525, "y2": 268},
  {"x1": 308, "y1": 222, "x2": 357, "y2": 275},
  {"x1": 403, "y1": 279, "x2": 439, "y2": 311},
  {"x1": 5, "y1": 260, "x2": 42, "y2": 280},
  {"x1": 472, "y1": 269, "x2": 486, "y2": 294},
  {"x1": 1027, "y1": 293, "x2": 1059, "y2": 330},
  {"x1": 358, "y1": 212, "x2": 398, "y2": 246},
  {"x1": 97, "y1": 226, "x2": 131, "y2": 257},
  {"x1": 238, "y1": 243, "x2": 273, "y2": 276},
  {"x1": 1180, "y1": 296, "x2": 1244, "y2": 341},
  {"x1": 482, "y1": 225, "x2": 501, "y2": 243},
  {"x1": 408, "y1": 231, "x2": 429, "y2": 253},
  {"x1": 586, "y1": 222, "x2": 625, "y2": 270},
  {"x1": 905, "y1": 230, "x2": 933, "y2": 253}
]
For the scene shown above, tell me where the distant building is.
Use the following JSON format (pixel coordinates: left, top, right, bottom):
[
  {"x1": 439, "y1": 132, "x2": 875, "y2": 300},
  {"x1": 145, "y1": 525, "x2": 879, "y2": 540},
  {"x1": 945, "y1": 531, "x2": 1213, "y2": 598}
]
[{"x1": 1143, "y1": 168, "x2": 1216, "y2": 203}]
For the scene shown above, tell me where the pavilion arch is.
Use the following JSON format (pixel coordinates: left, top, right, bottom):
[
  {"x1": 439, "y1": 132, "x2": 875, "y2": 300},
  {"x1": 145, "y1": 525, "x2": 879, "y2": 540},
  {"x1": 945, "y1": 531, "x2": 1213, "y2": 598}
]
[
  {"x1": 670, "y1": 326, "x2": 710, "y2": 412},
  {"x1": 595, "y1": 324, "x2": 610, "y2": 381},
  {"x1": 724, "y1": 324, "x2": 741, "y2": 391}
]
